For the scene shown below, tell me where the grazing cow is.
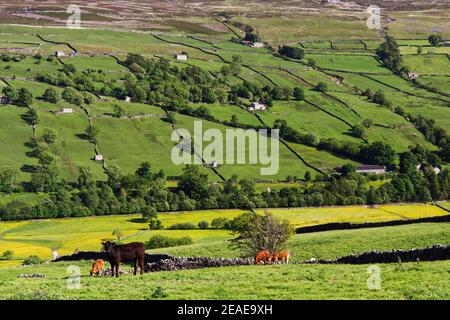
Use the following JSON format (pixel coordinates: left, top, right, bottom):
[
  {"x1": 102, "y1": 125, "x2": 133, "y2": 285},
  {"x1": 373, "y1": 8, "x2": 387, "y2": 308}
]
[
  {"x1": 102, "y1": 241, "x2": 145, "y2": 277},
  {"x1": 90, "y1": 259, "x2": 105, "y2": 276},
  {"x1": 270, "y1": 251, "x2": 290, "y2": 264},
  {"x1": 255, "y1": 250, "x2": 271, "y2": 265}
]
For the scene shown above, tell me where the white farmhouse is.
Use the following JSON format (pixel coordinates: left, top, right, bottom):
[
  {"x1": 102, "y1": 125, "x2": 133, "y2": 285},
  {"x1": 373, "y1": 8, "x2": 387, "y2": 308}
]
[
  {"x1": 61, "y1": 108, "x2": 73, "y2": 113},
  {"x1": 95, "y1": 154, "x2": 104, "y2": 161},
  {"x1": 247, "y1": 102, "x2": 267, "y2": 112},
  {"x1": 176, "y1": 54, "x2": 188, "y2": 61},
  {"x1": 55, "y1": 51, "x2": 66, "y2": 57},
  {"x1": 252, "y1": 42, "x2": 265, "y2": 48},
  {"x1": 355, "y1": 165, "x2": 386, "y2": 174},
  {"x1": 124, "y1": 96, "x2": 131, "y2": 102},
  {"x1": 407, "y1": 72, "x2": 419, "y2": 80}
]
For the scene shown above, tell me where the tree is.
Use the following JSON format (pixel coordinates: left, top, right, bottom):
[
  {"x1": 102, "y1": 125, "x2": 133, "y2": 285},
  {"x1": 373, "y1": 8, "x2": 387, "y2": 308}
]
[
  {"x1": 229, "y1": 212, "x2": 293, "y2": 257},
  {"x1": 399, "y1": 151, "x2": 418, "y2": 174},
  {"x1": 142, "y1": 206, "x2": 157, "y2": 221},
  {"x1": 293, "y1": 87, "x2": 305, "y2": 101},
  {"x1": 362, "y1": 118, "x2": 374, "y2": 128},
  {"x1": 351, "y1": 125, "x2": 366, "y2": 138},
  {"x1": 62, "y1": 87, "x2": 83, "y2": 106},
  {"x1": 113, "y1": 104, "x2": 126, "y2": 118},
  {"x1": 376, "y1": 36, "x2": 402, "y2": 72},
  {"x1": 2, "y1": 86, "x2": 17, "y2": 102},
  {"x1": 178, "y1": 165, "x2": 209, "y2": 200},
  {"x1": 307, "y1": 58, "x2": 317, "y2": 68},
  {"x1": 230, "y1": 114, "x2": 239, "y2": 126},
  {"x1": 1, "y1": 250, "x2": 14, "y2": 260},
  {"x1": 0, "y1": 169, "x2": 19, "y2": 193},
  {"x1": 278, "y1": 45, "x2": 304, "y2": 60},
  {"x1": 363, "y1": 141, "x2": 396, "y2": 165},
  {"x1": 198, "y1": 220, "x2": 209, "y2": 229},
  {"x1": 42, "y1": 88, "x2": 59, "y2": 103},
  {"x1": 85, "y1": 125, "x2": 99, "y2": 143},
  {"x1": 428, "y1": 34, "x2": 442, "y2": 47},
  {"x1": 16, "y1": 88, "x2": 33, "y2": 107},
  {"x1": 315, "y1": 82, "x2": 327, "y2": 92},
  {"x1": 77, "y1": 166, "x2": 96, "y2": 189},
  {"x1": 304, "y1": 171, "x2": 311, "y2": 182},
  {"x1": 62, "y1": 63, "x2": 77, "y2": 74},
  {"x1": 112, "y1": 229, "x2": 124, "y2": 241},
  {"x1": 22, "y1": 108, "x2": 39, "y2": 126},
  {"x1": 164, "y1": 111, "x2": 176, "y2": 124},
  {"x1": 41, "y1": 128, "x2": 57, "y2": 144}
]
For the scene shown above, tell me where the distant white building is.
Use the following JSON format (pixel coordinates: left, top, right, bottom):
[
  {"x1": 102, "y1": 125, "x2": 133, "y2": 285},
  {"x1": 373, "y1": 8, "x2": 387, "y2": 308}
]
[
  {"x1": 417, "y1": 163, "x2": 441, "y2": 175},
  {"x1": 61, "y1": 108, "x2": 73, "y2": 113},
  {"x1": 176, "y1": 54, "x2": 188, "y2": 61},
  {"x1": 95, "y1": 154, "x2": 103, "y2": 161},
  {"x1": 55, "y1": 51, "x2": 66, "y2": 57},
  {"x1": 251, "y1": 42, "x2": 265, "y2": 48},
  {"x1": 407, "y1": 72, "x2": 419, "y2": 80},
  {"x1": 355, "y1": 165, "x2": 386, "y2": 174},
  {"x1": 124, "y1": 96, "x2": 131, "y2": 102},
  {"x1": 247, "y1": 102, "x2": 267, "y2": 111},
  {"x1": 0, "y1": 96, "x2": 8, "y2": 104},
  {"x1": 242, "y1": 41, "x2": 265, "y2": 48}
]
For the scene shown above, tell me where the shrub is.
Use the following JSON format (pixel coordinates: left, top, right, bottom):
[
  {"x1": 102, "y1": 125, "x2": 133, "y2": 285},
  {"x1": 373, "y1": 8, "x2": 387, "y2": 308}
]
[
  {"x1": 145, "y1": 235, "x2": 193, "y2": 249},
  {"x1": 148, "y1": 218, "x2": 163, "y2": 230},
  {"x1": 211, "y1": 217, "x2": 230, "y2": 229},
  {"x1": 197, "y1": 220, "x2": 209, "y2": 229},
  {"x1": 1, "y1": 250, "x2": 14, "y2": 260},
  {"x1": 23, "y1": 255, "x2": 43, "y2": 265},
  {"x1": 167, "y1": 222, "x2": 196, "y2": 230},
  {"x1": 151, "y1": 286, "x2": 168, "y2": 299},
  {"x1": 10, "y1": 289, "x2": 61, "y2": 300},
  {"x1": 229, "y1": 211, "x2": 293, "y2": 257}
]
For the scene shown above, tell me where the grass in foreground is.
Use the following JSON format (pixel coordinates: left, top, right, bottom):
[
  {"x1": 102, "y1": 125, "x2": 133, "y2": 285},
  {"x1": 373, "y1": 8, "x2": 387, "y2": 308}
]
[{"x1": 0, "y1": 260, "x2": 449, "y2": 300}]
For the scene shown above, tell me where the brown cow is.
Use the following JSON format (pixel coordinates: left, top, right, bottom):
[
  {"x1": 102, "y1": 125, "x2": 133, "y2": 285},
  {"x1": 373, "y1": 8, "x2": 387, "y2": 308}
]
[
  {"x1": 90, "y1": 259, "x2": 105, "y2": 276},
  {"x1": 255, "y1": 250, "x2": 271, "y2": 265},
  {"x1": 270, "y1": 251, "x2": 290, "y2": 264},
  {"x1": 102, "y1": 241, "x2": 145, "y2": 277}
]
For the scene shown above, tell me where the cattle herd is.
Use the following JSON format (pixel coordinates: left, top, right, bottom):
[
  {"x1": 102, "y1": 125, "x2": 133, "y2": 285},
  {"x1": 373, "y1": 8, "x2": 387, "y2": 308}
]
[
  {"x1": 89, "y1": 242, "x2": 290, "y2": 277},
  {"x1": 255, "y1": 250, "x2": 291, "y2": 265}
]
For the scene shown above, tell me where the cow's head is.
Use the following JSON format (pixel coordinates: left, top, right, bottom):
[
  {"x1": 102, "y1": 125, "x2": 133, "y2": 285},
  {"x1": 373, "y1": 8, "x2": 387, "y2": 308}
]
[{"x1": 102, "y1": 241, "x2": 116, "y2": 254}]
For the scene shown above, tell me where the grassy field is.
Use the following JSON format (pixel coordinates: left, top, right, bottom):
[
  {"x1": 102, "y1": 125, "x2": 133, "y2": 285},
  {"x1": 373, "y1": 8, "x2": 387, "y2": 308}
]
[
  {"x1": 0, "y1": 260, "x2": 449, "y2": 300},
  {"x1": 0, "y1": 203, "x2": 447, "y2": 264}
]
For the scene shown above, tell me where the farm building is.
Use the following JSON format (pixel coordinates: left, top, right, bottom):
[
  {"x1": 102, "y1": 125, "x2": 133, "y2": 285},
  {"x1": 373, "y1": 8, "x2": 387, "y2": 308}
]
[
  {"x1": 124, "y1": 96, "x2": 131, "y2": 102},
  {"x1": 247, "y1": 102, "x2": 267, "y2": 111},
  {"x1": 176, "y1": 54, "x2": 188, "y2": 61},
  {"x1": 442, "y1": 41, "x2": 450, "y2": 47},
  {"x1": 95, "y1": 154, "x2": 104, "y2": 161},
  {"x1": 242, "y1": 41, "x2": 265, "y2": 48},
  {"x1": 0, "y1": 96, "x2": 8, "y2": 104},
  {"x1": 55, "y1": 51, "x2": 66, "y2": 57},
  {"x1": 60, "y1": 108, "x2": 73, "y2": 113},
  {"x1": 407, "y1": 72, "x2": 419, "y2": 80},
  {"x1": 355, "y1": 165, "x2": 386, "y2": 174},
  {"x1": 416, "y1": 164, "x2": 441, "y2": 174}
]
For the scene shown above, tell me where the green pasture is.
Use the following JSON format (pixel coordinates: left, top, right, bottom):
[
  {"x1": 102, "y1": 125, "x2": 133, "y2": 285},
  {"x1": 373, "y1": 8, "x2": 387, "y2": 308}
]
[
  {"x1": 0, "y1": 203, "x2": 447, "y2": 263},
  {"x1": 0, "y1": 105, "x2": 35, "y2": 181},
  {"x1": 1, "y1": 259, "x2": 449, "y2": 299},
  {"x1": 36, "y1": 109, "x2": 106, "y2": 181}
]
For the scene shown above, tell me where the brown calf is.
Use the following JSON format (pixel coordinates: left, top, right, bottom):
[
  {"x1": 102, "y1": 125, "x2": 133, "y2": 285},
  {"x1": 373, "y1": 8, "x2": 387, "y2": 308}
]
[{"x1": 90, "y1": 259, "x2": 105, "y2": 276}]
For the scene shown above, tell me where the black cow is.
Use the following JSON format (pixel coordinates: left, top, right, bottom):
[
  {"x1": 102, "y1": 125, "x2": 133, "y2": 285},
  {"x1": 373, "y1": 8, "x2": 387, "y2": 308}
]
[{"x1": 102, "y1": 241, "x2": 145, "y2": 277}]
